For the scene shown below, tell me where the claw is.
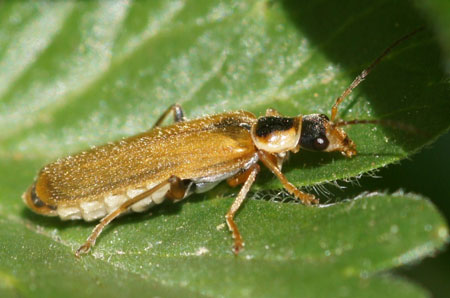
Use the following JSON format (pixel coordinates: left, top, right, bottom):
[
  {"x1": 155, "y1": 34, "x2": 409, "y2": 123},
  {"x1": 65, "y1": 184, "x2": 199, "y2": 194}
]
[
  {"x1": 75, "y1": 243, "x2": 91, "y2": 258},
  {"x1": 232, "y1": 241, "x2": 244, "y2": 255}
]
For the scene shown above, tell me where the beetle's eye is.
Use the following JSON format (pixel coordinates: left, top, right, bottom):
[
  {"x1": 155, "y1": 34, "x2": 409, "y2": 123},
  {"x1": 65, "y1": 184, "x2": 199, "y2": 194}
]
[{"x1": 313, "y1": 137, "x2": 329, "y2": 151}]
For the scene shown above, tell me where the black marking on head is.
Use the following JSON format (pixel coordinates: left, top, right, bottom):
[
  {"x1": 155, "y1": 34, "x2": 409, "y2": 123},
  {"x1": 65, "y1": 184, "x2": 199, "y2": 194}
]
[
  {"x1": 300, "y1": 114, "x2": 330, "y2": 151},
  {"x1": 255, "y1": 117, "x2": 295, "y2": 137}
]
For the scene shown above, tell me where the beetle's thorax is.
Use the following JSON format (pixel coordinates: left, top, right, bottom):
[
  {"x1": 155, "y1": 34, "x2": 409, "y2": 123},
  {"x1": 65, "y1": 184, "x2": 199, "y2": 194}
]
[{"x1": 251, "y1": 116, "x2": 302, "y2": 154}]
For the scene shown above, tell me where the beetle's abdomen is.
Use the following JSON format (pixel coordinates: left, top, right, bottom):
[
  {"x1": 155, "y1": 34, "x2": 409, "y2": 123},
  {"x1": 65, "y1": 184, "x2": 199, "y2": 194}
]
[{"x1": 23, "y1": 111, "x2": 258, "y2": 221}]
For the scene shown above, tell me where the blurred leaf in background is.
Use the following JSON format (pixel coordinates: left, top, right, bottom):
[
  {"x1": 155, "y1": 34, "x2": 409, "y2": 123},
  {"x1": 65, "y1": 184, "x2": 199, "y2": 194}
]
[{"x1": 0, "y1": 1, "x2": 449, "y2": 297}]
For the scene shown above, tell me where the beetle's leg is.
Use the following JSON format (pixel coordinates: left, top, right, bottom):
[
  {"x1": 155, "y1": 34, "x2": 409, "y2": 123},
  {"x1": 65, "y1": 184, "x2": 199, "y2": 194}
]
[
  {"x1": 227, "y1": 164, "x2": 260, "y2": 187},
  {"x1": 165, "y1": 177, "x2": 192, "y2": 201},
  {"x1": 75, "y1": 175, "x2": 184, "y2": 257},
  {"x1": 225, "y1": 164, "x2": 260, "y2": 254},
  {"x1": 255, "y1": 150, "x2": 287, "y2": 171},
  {"x1": 258, "y1": 150, "x2": 319, "y2": 205},
  {"x1": 265, "y1": 108, "x2": 281, "y2": 117},
  {"x1": 152, "y1": 103, "x2": 186, "y2": 128}
]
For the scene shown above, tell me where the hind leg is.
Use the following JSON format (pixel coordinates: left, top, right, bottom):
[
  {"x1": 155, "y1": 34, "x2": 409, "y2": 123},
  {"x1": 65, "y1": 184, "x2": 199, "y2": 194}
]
[{"x1": 75, "y1": 175, "x2": 187, "y2": 257}]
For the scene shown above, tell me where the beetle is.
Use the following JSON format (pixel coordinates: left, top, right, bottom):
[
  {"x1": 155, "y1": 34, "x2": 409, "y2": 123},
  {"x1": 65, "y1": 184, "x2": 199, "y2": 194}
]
[{"x1": 23, "y1": 28, "x2": 423, "y2": 257}]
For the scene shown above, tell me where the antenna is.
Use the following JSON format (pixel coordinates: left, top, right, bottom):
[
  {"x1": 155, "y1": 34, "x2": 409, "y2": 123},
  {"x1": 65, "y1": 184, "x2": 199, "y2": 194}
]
[{"x1": 330, "y1": 27, "x2": 425, "y2": 122}]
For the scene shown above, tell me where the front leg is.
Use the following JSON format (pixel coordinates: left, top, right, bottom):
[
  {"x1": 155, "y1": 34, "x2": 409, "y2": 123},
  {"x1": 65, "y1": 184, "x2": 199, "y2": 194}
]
[{"x1": 258, "y1": 150, "x2": 318, "y2": 205}]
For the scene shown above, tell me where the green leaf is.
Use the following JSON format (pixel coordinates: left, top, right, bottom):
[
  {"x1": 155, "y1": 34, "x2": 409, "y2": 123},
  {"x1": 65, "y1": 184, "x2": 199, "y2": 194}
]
[
  {"x1": 414, "y1": 0, "x2": 450, "y2": 69},
  {"x1": 0, "y1": 1, "x2": 448, "y2": 297}
]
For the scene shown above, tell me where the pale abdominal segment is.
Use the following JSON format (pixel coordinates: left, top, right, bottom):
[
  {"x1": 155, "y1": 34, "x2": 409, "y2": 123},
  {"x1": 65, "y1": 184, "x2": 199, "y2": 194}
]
[{"x1": 54, "y1": 183, "x2": 170, "y2": 221}]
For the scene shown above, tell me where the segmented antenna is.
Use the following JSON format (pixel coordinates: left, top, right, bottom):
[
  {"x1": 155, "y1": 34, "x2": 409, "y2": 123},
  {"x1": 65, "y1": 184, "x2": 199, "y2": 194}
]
[{"x1": 330, "y1": 27, "x2": 425, "y2": 121}]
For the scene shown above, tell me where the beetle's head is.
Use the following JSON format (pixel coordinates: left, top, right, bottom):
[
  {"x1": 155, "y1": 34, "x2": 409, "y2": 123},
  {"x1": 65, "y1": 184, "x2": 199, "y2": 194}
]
[
  {"x1": 299, "y1": 114, "x2": 356, "y2": 157},
  {"x1": 251, "y1": 114, "x2": 356, "y2": 157}
]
